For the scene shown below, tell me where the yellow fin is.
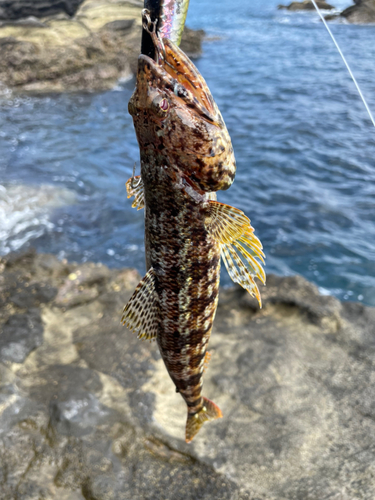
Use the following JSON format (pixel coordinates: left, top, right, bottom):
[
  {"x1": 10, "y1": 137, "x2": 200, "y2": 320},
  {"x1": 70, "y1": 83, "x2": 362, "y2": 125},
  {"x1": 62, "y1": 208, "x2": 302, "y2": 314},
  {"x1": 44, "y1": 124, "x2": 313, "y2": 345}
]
[
  {"x1": 185, "y1": 397, "x2": 222, "y2": 443},
  {"x1": 207, "y1": 201, "x2": 265, "y2": 307},
  {"x1": 121, "y1": 268, "x2": 158, "y2": 340},
  {"x1": 126, "y1": 175, "x2": 144, "y2": 210}
]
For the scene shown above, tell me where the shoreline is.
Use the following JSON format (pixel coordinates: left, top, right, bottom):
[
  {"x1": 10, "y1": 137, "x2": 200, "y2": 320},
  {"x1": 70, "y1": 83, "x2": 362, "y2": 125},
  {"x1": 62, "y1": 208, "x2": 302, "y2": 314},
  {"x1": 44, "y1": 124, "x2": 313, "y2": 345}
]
[
  {"x1": 1, "y1": 248, "x2": 374, "y2": 498},
  {"x1": 0, "y1": 0, "x2": 204, "y2": 93}
]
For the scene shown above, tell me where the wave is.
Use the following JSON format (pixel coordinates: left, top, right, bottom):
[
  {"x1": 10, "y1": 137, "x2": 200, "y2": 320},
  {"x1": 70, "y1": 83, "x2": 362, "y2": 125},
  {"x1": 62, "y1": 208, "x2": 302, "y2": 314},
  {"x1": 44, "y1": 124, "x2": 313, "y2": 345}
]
[{"x1": 0, "y1": 184, "x2": 77, "y2": 254}]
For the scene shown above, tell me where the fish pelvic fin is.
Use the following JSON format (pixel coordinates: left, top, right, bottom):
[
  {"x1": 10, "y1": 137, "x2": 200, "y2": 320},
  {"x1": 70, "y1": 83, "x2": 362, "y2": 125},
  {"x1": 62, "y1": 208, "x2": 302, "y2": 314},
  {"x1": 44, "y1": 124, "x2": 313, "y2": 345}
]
[
  {"x1": 126, "y1": 175, "x2": 144, "y2": 210},
  {"x1": 121, "y1": 268, "x2": 158, "y2": 340},
  {"x1": 185, "y1": 397, "x2": 222, "y2": 443},
  {"x1": 206, "y1": 201, "x2": 265, "y2": 307}
]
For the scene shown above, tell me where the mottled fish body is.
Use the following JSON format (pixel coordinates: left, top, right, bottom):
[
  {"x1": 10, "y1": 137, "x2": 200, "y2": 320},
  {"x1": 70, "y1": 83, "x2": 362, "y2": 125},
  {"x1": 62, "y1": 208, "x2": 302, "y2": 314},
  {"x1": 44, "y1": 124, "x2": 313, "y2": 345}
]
[{"x1": 122, "y1": 11, "x2": 265, "y2": 442}]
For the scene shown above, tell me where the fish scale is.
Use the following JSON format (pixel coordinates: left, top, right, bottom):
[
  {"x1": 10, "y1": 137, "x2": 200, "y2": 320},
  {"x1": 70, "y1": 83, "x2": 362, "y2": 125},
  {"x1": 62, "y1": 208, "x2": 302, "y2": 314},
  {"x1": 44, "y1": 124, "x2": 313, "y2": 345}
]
[{"x1": 143, "y1": 163, "x2": 220, "y2": 403}]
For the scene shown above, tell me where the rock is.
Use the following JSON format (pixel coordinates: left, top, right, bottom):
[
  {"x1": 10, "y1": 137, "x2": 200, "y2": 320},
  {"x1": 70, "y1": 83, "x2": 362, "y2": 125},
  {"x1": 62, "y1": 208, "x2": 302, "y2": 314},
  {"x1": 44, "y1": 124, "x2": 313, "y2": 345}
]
[
  {"x1": 0, "y1": 310, "x2": 44, "y2": 363},
  {"x1": 1, "y1": 250, "x2": 375, "y2": 498},
  {"x1": 0, "y1": 0, "x2": 85, "y2": 20},
  {"x1": 101, "y1": 18, "x2": 134, "y2": 32},
  {"x1": 179, "y1": 26, "x2": 205, "y2": 58},
  {"x1": 340, "y1": 0, "x2": 375, "y2": 24},
  {"x1": 278, "y1": 0, "x2": 335, "y2": 10},
  {"x1": 0, "y1": 16, "x2": 48, "y2": 27},
  {"x1": 0, "y1": 0, "x2": 204, "y2": 92}
]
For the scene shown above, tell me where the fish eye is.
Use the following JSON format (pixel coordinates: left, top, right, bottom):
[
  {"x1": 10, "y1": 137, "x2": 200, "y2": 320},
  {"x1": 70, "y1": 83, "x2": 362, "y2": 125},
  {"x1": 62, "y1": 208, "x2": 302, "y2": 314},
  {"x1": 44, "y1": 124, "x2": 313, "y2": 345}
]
[
  {"x1": 174, "y1": 83, "x2": 188, "y2": 99},
  {"x1": 151, "y1": 95, "x2": 170, "y2": 117},
  {"x1": 159, "y1": 98, "x2": 169, "y2": 112}
]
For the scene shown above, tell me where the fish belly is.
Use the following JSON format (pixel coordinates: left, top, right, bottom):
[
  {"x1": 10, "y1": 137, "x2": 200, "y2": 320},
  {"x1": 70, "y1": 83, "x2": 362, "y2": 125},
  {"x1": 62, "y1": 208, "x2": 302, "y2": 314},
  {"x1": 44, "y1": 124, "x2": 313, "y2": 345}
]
[{"x1": 143, "y1": 164, "x2": 221, "y2": 411}]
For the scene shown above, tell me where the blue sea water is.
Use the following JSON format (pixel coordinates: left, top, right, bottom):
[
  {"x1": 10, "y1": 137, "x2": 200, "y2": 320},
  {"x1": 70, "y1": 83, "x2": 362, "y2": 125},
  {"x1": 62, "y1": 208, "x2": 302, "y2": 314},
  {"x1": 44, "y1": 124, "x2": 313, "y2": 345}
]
[{"x1": 0, "y1": 0, "x2": 374, "y2": 305}]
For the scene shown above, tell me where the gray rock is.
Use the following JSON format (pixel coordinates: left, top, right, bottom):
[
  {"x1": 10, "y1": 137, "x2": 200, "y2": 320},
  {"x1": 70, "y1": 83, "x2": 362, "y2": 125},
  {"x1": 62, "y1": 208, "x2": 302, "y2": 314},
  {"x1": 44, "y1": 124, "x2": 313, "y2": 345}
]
[
  {"x1": 0, "y1": 0, "x2": 85, "y2": 20},
  {"x1": 0, "y1": 309, "x2": 43, "y2": 363},
  {"x1": 278, "y1": 0, "x2": 335, "y2": 10},
  {"x1": 0, "y1": 0, "x2": 204, "y2": 93},
  {"x1": 340, "y1": 0, "x2": 375, "y2": 23},
  {"x1": 0, "y1": 15, "x2": 47, "y2": 27},
  {"x1": 101, "y1": 19, "x2": 135, "y2": 32},
  {"x1": 0, "y1": 250, "x2": 375, "y2": 499}
]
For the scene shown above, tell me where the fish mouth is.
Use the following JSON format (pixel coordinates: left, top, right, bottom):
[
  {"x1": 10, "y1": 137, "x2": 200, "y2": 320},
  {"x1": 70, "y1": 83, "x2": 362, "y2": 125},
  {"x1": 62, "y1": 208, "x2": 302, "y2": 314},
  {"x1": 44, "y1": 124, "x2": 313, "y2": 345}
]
[
  {"x1": 162, "y1": 38, "x2": 217, "y2": 120},
  {"x1": 141, "y1": 36, "x2": 219, "y2": 125}
]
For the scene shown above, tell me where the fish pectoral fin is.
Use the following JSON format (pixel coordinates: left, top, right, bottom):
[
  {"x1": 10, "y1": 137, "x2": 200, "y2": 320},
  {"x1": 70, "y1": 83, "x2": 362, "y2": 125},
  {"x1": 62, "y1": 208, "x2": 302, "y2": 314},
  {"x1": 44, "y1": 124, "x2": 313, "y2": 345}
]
[
  {"x1": 121, "y1": 268, "x2": 158, "y2": 340},
  {"x1": 206, "y1": 201, "x2": 265, "y2": 308},
  {"x1": 126, "y1": 175, "x2": 144, "y2": 210}
]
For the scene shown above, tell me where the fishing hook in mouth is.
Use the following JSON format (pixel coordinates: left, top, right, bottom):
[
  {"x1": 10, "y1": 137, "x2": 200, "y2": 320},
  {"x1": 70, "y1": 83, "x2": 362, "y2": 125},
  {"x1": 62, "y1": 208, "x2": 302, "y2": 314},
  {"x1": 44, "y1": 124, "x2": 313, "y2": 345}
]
[{"x1": 142, "y1": 9, "x2": 167, "y2": 65}]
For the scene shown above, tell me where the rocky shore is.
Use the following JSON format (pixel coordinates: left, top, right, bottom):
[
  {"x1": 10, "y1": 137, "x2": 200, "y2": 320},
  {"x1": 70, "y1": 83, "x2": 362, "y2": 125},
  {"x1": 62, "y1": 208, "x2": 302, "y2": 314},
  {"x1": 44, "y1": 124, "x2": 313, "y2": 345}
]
[
  {"x1": 0, "y1": 0, "x2": 204, "y2": 92},
  {"x1": 1, "y1": 248, "x2": 375, "y2": 499},
  {"x1": 339, "y1": 0, "x2": 375, "y2": 23},
  {"x1": 279, "y1": 0, "x2": 375, "y2": 23},
  {"x1": 278, "y1": 1, "x2": 335, "y2": 11}
]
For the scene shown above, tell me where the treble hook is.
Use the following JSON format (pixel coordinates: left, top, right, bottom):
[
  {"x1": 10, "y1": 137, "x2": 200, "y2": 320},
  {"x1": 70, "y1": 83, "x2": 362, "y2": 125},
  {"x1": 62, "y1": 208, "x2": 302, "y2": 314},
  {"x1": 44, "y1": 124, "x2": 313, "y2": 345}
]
[{"x1": 142, "y1": 9, "x2": 166, "y2": 64}]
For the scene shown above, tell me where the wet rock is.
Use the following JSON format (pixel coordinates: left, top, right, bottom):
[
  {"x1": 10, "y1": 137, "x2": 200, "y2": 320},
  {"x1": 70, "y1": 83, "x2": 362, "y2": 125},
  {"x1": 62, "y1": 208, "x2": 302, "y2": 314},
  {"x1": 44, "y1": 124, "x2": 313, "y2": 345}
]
[
  {"x1": 0, "y1": 0, "x2": 84, "y2": 19},
  {"x1": 340, "y1": 0, "x2": 375, "y2": 24},
  {"x1": 0, "y1": 0, "x2": 204, "y2": 92},
  {"x1": 278, "y1": 0, "x2": 335, "y2": 10},
  {"x1": 102, "y1": 18, "x2": 135, "y2": 32},
  {"x1": 0, "y1": 309, "x2": 43, "y2": 363},
  {"x1": 0, "y1": 16, "x2": 47, "y2": 27},
  {"x1": 0, "y1": 0, "x2": 85, "y2": 20},
  {"x1": 179, "y1": 26, "x2": 205, "y2": 58},
  {"x1": 1, "y1": 250, "x2": 375, "y2": 499}
]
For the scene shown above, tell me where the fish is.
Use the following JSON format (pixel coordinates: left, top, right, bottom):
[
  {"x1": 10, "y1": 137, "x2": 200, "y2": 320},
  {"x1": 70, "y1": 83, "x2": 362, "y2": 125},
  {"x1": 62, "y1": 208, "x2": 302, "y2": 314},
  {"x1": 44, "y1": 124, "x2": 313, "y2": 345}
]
[{"x1": 122, "y1": 9, "x2": 265, "y2": 443}]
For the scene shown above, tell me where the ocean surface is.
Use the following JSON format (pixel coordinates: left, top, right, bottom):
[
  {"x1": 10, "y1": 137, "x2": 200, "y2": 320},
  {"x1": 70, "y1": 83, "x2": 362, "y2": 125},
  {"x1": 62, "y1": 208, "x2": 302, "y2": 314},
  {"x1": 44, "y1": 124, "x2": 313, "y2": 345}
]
[{"x1": 1, "y1": 0, "x2": 374, "y2": 305}]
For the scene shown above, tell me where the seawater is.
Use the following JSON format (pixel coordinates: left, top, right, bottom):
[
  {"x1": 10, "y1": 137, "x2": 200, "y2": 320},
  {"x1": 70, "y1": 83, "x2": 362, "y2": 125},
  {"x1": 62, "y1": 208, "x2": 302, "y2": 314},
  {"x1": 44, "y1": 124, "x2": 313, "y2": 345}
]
[{"x1": 0, "y1": 0, "x2": 374, "y2": 305}]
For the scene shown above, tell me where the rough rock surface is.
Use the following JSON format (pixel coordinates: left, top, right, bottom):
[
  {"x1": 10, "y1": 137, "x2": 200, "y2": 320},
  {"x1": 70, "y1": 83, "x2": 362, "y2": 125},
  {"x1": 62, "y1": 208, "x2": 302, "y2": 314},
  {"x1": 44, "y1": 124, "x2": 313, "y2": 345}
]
[
  {"x1": 1, "y1": 248, "x2": 375, "y2": 499},
  {"x1": 0, "y1": 0, "x2": 85, "y2": 20},
  {"x1": 339, "y1": 0, "x2": 375, "y2": 23},
  {"x1": 278, "y1": 0, "x2": 335, "y2": 11},
  {"x1": 0, "y1": 0, "x2": 204, "y2": 92}
]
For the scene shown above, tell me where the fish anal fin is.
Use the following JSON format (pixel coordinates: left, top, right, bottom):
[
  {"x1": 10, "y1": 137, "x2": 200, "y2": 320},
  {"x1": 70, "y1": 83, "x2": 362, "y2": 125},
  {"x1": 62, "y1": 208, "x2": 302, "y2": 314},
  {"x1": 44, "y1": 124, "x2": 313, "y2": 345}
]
[
  {"x1": 121, "y1": 268, "x2": 158, "y2": 340},
  {"x1": 126, "y1": 175, "x2": 144, "y2": 210},
  {"x1": 203, "y1": 351, "x2": 211, "y2": 374},
  {"x1": 206, "y1": 201, "x2": 265, "y2": 307},
  {"x1": 185, "y1": 397, "x2": 222, "y2": 443}
]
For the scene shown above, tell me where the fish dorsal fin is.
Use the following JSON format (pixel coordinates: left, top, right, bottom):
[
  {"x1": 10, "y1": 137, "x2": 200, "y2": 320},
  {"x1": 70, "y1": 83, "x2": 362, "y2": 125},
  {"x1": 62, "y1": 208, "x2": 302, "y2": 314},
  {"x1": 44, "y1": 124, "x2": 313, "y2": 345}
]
[
  {"x1": 206, "y1": 201, "x2": 265, "y2": 307},
  {"x1": 126, "y1": 175, "x2": 144, "y2": 210},
  {"x1": 121, "y1": 268, "x2": 158, "y2": 340}
]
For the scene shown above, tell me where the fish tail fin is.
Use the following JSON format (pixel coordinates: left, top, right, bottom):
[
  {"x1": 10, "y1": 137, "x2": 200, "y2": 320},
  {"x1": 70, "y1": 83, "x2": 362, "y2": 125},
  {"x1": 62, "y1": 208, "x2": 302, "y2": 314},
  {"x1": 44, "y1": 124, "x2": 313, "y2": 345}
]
[{"x1": 185, "y1": 397, "x2": 222, "y2": 443}]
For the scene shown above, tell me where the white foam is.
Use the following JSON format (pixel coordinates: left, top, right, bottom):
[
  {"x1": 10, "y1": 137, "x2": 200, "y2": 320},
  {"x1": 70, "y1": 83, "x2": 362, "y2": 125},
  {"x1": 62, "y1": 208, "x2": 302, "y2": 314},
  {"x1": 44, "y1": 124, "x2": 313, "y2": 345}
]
[{"x1": 0, "y1": 184, "x2": 76, "y2": 254}]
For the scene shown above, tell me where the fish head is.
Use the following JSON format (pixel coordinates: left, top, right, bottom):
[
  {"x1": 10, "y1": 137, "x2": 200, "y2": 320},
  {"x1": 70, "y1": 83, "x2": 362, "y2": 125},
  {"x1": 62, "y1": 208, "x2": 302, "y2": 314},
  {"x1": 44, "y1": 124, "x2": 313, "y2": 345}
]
[{"x1": 128, "y1": 37, "x2": 236, "y2": 192}]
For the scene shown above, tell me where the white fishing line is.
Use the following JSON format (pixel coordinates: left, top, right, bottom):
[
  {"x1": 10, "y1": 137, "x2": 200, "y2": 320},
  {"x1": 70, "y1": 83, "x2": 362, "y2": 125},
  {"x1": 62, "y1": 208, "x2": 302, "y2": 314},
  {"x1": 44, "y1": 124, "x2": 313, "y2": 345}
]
[{"x1": 311, "y1": 0, "x2": 375, "y2": 128}]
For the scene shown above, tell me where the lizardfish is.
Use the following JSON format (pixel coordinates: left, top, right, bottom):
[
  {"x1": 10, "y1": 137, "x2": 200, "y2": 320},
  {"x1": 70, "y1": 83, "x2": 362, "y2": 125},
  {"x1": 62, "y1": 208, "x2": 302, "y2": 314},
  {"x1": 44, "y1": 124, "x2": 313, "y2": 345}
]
[{"x1": 122, "y1": 10, "x2": 265, "y2": 443}]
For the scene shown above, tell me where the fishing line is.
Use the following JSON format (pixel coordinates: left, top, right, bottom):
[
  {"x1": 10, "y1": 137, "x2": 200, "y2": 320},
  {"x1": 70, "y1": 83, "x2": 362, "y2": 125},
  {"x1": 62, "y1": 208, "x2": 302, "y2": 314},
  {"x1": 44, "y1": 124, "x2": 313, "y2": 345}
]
[{"x1": 311, "y1": 0, "x2": 375, "y2": 128}]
